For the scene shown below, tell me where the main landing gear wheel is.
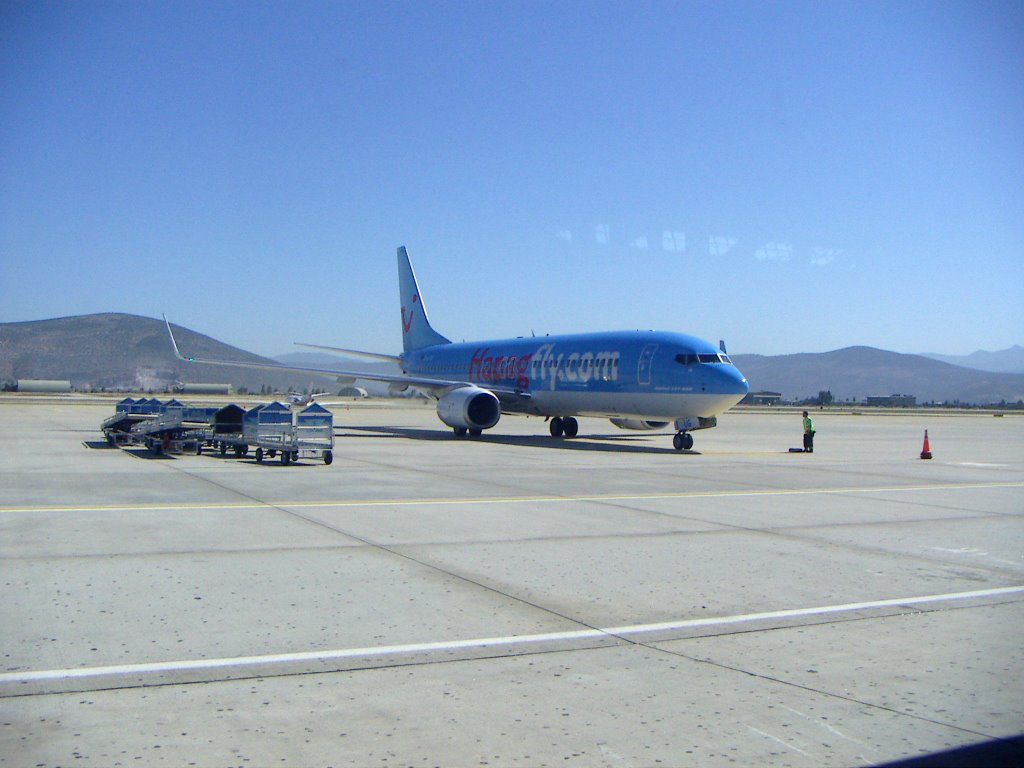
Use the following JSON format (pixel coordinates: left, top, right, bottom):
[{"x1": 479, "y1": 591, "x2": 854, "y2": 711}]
[
  {"x1": 549, "y1": 416, "x2": 578, "y2": 438},
  {"x1": 673, "y1": 431, "x2": 694, "y2": 451},
  {"x1": 453, "y1": 427, "x2": 467, "y2": 437}
]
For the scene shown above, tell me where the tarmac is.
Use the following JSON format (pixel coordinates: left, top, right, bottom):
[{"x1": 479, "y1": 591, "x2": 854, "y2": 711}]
[{"x1": 0, "y1": 396, "x2": 1022, "y2": 767}]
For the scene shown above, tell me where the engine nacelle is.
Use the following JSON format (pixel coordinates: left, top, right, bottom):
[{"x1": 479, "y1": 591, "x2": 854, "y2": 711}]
[
  {"x1": 609, "y1": 418, "x2": 670, "y2": 431},
  {"x1": 437, "y1": 387, "x2": 501, "y2": 431}
]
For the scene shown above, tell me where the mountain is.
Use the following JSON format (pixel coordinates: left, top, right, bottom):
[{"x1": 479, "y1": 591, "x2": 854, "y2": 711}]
[
  {"x1": 921, "y1": 345, "x2": 1024, "y2": 374},
  {"x1": 731, "y1": 346, "x2": 1024, "y2": 404},
  {"x1": 0, "y1": 313, "x2": 338, "y2": 393},
  {"x1": 2, "y1": 314, "x2": 1022, "y2": 404}
]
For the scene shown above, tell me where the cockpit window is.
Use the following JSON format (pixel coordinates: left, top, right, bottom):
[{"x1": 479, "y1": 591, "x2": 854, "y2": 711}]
[{"x1": 677, "y1": 352, "x2": 730, "y2": 365}]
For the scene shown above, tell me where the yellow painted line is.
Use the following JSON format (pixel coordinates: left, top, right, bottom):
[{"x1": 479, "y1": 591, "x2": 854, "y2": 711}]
[{"x1": 1, "y1": 481, "x2": 1021, "y2": 515}]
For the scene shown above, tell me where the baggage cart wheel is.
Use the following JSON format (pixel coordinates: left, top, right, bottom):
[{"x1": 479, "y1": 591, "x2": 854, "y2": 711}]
[
  {"x1": 281, "y1": 451, "x2": 290, "y2": 465},
  {"x1": 255, "y1": 447, "x2": 264, "y2": 463},
  {"x1": 324, "y1": 451, "x2": 333, "y2": 465}
]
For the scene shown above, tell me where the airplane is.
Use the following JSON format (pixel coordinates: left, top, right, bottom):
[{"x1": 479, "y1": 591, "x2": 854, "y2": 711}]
[
  {"x1": 287, "y1": 390, "x2": 331, "y2": 407},
  {"x1": 165, "y1": 246, "x2": 749, "y2": 451}
]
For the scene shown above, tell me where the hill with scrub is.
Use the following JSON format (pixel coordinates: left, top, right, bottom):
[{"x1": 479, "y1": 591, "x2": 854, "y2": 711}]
[
  {"x1": 731, "y1": 346, "x2": 1024, "y2": 405},
  {"x1": 2, "y1": 314, "x2": 1022, "y2": 404},
  {"x1": 0, "y1": 313, "x2": 342, "y2": 394}
]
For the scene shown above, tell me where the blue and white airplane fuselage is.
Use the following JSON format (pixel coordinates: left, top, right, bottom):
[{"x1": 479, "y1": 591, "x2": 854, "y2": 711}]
[
  {"x1": 404, "y1": 331, "x2": 747, "y2": 421},
  {"x1": 166, "y1": 246, "x2": 748, "y2": 450}
]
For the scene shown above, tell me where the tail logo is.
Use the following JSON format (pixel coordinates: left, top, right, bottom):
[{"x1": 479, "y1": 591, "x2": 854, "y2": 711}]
[{"x1": 401, "y1": 293, "x2": 419, "y2": 334}]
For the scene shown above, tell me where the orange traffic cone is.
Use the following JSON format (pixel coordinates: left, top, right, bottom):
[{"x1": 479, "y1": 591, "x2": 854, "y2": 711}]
[{"x1": 920, "y1": 430, "x2": 932, "y2": 460}]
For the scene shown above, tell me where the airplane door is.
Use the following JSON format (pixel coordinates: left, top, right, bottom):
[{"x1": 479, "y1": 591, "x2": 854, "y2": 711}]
[{"x1": 637, "y1": 343, "x2": 658, "y2": 386}]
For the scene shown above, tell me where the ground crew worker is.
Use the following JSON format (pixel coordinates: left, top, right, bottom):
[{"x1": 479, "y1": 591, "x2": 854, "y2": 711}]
[{"x1": 802, "y1": 410, "x2": 815, "y2": 452}]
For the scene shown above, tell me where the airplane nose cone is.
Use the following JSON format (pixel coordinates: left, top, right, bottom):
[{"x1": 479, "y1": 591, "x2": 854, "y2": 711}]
[
  {"x1": 701, "y1": 364, "x2": 749, "y2": 415},
  {"x1": 722, "y1": 364, "x2": 749, "y2": 397}
]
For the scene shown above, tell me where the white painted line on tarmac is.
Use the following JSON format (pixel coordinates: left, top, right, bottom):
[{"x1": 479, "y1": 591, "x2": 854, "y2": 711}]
[
  {"x1": 1, "y1": 628, "x2": 606, "y2": 683},
  {"x1": 601, "y1": 585, "x2": 1024, "y2": 636},
  {"x1": 1, "y1": 481, "x2": 1022, "y2": 514},
  {"x1": 3, "y1": 585, "x2": 1021, "y2": 687}
]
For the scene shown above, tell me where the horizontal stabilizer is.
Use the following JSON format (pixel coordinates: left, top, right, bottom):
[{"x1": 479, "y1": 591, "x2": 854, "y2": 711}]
[{"x1": 294, "y1": 342, "x2": 401, "y2": 363}]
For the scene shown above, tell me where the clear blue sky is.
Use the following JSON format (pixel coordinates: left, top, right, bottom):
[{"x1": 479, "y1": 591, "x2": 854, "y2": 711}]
[{"x1": 2, "y1": 1, "x2": 1021, "y2": 357}]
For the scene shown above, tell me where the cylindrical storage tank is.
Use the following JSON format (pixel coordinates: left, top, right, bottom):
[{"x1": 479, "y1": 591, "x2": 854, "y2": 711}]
[
  {"x1": 17, "y1": 379, "x2": 72, "y2": 393},
  {"x1": 177, "y1": 383, "x2": 232, "y2": 395}
]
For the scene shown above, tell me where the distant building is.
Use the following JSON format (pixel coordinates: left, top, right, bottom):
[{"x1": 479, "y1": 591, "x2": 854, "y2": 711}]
[
  {"x1": 741, "y1": 391, "x2": 783, "y2": 406},
  {"x1": 866, "y1": 394, "x2": 916, "y2": 407},
  {"x1": 174, "y1": 383, "x2": 232, "y2": 395},
  {"x1": 338, "y1": 386, "x2": 368, "y2": 398},
  {"x1": 17, "y1": 379, "x2": 72, "y2": 393}
]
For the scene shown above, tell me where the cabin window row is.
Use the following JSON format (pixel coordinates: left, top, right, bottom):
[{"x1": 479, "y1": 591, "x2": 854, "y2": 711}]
[{"x1": 418, "y1": 357, "x2": 622, "y2": 374}]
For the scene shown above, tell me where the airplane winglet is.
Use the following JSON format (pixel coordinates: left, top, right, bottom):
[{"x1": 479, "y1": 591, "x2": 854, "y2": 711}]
[{"x1": 163, "y1": 314, "x2": 192, "y2": 362}]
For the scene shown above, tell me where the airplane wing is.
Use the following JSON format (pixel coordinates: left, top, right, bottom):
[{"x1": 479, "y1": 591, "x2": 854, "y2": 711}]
[{"x1": 163, "y1": 315, "x2": 529, "y2": 404}]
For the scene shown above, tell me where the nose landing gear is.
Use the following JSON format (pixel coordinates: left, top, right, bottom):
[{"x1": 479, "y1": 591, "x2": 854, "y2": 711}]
[{"x1": 672, "y1": 431, "x2": 694, "y2": 451}]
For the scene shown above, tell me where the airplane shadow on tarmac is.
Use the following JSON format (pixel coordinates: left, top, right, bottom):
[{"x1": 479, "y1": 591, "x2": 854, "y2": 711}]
[
  {"x1": 119, "y1": 448, "x2": 177, "y2": 460},
  {"x1": 877, "y1": 734, "x2": 1024, "y2": 768},
  {"x1": 339, "y1": 425, "x2": 700, "y2": 456}
]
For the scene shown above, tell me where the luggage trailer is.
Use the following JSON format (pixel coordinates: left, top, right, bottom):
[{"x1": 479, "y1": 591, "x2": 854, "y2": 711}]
[
  {"x1": 102, "y1": 398, "x2": 213, "y2": 451},
  {"x1": 127, "y1": 399, "x2": 217, "y2": 456},
  {"x1": 244, "y1": 401, "x2": 334, "y2": 466},
  {"x1": 101, "y1": 399, "x2": 334, "y2": 465}
]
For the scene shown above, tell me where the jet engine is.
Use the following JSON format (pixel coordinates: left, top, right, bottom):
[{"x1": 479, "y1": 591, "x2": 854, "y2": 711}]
[
  {"x1": 437, "y1": 387, "x2": 501, "y2": 431},
  {"x1": 609, "y1": 418, "x2": 670, "y2": 431}
]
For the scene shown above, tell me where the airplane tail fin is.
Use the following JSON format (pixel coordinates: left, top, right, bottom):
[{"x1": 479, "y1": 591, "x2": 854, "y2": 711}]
[{"x1": 398, "y1": 246, "x2": 450, "y2": 352}]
